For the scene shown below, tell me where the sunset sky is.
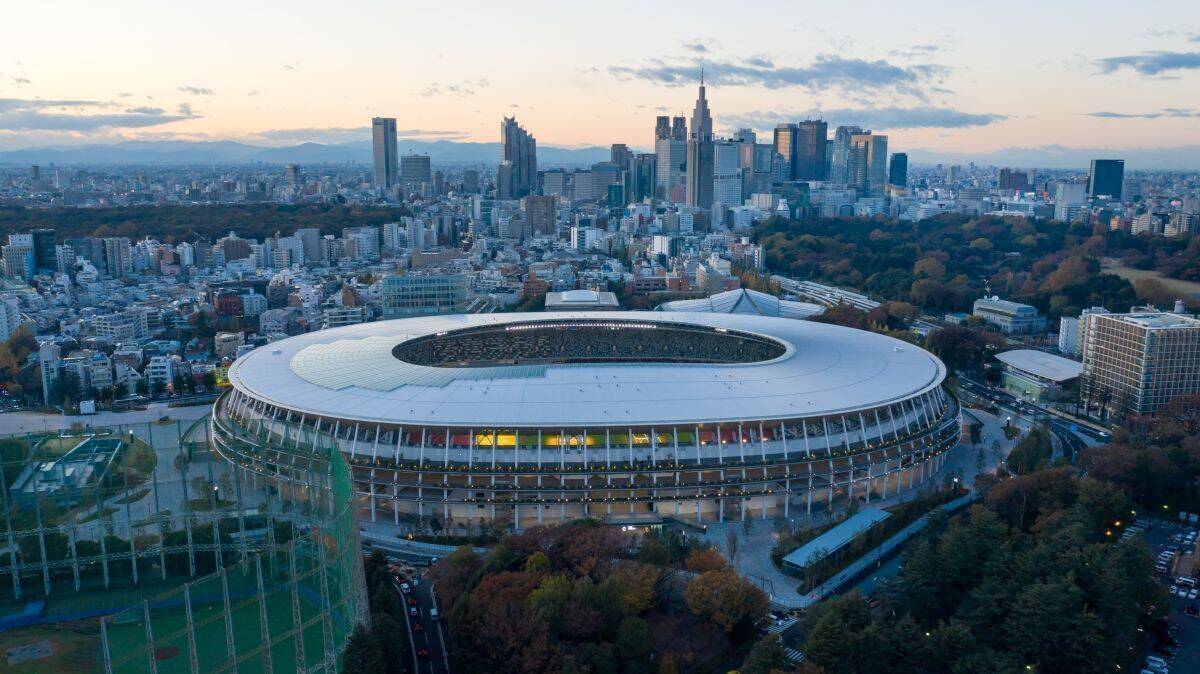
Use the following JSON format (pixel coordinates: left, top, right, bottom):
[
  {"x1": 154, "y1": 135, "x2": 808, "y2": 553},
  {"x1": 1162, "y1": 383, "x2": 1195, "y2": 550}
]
[{"x1": 2, "y1": 0, "x2": 1198, "y2": 153}]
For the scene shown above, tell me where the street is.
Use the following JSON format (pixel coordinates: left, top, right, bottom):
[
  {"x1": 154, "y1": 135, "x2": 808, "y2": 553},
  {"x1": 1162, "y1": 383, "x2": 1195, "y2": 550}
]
[{"x1": 393, "y1": 569, "x2": 450, "y2": 674}]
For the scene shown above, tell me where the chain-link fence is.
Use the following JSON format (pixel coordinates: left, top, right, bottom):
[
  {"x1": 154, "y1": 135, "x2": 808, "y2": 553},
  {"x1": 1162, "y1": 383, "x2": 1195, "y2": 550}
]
[{"x1": 0, "y1": 408, "x2": 366, "y2": 673}]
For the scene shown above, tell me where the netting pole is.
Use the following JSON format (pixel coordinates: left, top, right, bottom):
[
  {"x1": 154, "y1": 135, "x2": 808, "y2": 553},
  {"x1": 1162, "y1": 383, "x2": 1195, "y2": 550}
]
[
  {"x1": 0, "y1": 458, "x2": 19, "y2": 600},
  {"x1": 143, "y1": 600, "x2": 159, "y2": 674},
  {"x1": 151, "y1": 453, "x2": 167, "y2": 581},
  {"x1": 288, "y1": 539, "x2": 307, "y2": 671},
  {"x1": 32, "y1": 474, "x2": 51, "y2": 596},
  {"x1": 122, "y1": 447, "x2": 138, "y2": 586},
  {"x1": 100, "y1": 615, "x2": 114, "y2": 674},
  {"x1": 220, "y1": 566, "x2": 237, "y2": 670},
  {"x1": 180, "y1": 448, "x2": 195, "y2": 577},
  {"x1": 184, "y1": 582, "x2": 200, "y2": 674},
  {"x1": 255, "y1": 555, "x2": 274, "y2": 674}
]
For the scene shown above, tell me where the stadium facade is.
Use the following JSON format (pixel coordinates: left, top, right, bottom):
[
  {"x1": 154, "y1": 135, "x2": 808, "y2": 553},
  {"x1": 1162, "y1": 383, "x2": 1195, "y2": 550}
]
[{"x1": 216, "y1": 312, "x2": 961, "y2": 528}]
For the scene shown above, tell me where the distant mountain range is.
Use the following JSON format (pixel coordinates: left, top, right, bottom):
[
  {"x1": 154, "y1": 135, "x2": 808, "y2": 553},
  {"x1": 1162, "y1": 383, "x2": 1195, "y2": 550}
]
[
  {"x1": 0, "y1": 140, "x2": 1196, "y2": 171},
  {"x1": 0, "y1": 139, "x2": 615, "y2": 168}
]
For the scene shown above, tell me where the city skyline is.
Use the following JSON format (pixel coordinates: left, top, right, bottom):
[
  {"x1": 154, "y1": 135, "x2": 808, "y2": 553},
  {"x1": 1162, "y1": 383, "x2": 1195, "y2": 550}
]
[{"x1": 2, "y1": 0, "x2": 1200, "y2": 164}]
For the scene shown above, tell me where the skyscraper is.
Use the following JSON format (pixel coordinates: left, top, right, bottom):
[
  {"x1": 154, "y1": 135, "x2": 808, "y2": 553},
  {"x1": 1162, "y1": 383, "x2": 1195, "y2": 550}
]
[
  {"x1": 610, "y1": 143, "x2": 631, "y2": 168},
  {"x1": 628, "y1": 153, "x2": 657, "y2": 203},
  {"x1": 888, "y1": 153, "x2": 908, "y2": 188},
  {"x1": 500, "y1": 117, "x2": 537, "y2": 199},
  {"x1": 31, "y1": 228, "x2": 56, "y2": 274},
  {"x1": 795, "y1": 120, "x2": 828, "y2": 181},
  {"x1": 829, "y1": 125, "x2": 864, "y2": 184},
  {"x1": 655, "y1": 116, "x2": 687, "y2": 200},
  {"x1": 654, "y1": 116, "x2": 671, "y2": 141},
  {"x1": 685, "y1": 74, "x2": 714, "y2": 209},
  {"x1": 399, "y1": 154, "x2": 433, "y2": 190},
  {"x1": 525, "y1": 195, "x2": 557, "y2": 235},
  {"x1": 1088, "y1": 159, "x2": 1124, "y2": 200},
  {"x1": 850, "y1": 133, "x2": 888, "y2": 197},
  {"x1": 773, "y1": 124, "x2": 798, "y2": 180},
  {"x1": 713, "y1": 140, "x2": 743, "y2": 208},
  {"x1": 371, "y1": 117, "x2": 398, "y2": 189}
]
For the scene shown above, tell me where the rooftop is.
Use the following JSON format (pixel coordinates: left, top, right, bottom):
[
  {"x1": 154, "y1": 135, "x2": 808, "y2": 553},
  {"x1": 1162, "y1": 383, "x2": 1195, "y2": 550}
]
[
  {"x1": 995, "y1": 349, "x2": 1083, "y2": 382},
  {"x1": 782, "y1": 507, "x2": 892, "y2": 570}
]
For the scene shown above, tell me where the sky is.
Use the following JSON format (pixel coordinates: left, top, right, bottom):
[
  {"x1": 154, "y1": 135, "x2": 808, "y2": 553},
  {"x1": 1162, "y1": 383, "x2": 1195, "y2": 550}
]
[{"x1": 1, "y1": 0, "x2": 1199, "y2": 154}]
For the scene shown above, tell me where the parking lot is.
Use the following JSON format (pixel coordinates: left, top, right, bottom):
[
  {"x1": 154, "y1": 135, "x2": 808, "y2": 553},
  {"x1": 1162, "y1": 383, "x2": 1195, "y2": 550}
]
[{"x1": 1132, "y1": 516, "x2": 1200, "y2": 674}]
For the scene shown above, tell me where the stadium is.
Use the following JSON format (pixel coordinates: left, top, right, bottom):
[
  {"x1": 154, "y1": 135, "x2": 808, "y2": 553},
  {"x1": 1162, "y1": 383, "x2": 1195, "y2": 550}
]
[{"x1": 215, "y1": 312, "x2": 961, "y2": 529}]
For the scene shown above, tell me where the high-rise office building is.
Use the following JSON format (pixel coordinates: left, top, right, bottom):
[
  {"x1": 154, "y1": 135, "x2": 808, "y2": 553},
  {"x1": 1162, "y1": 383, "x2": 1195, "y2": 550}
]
[
  {"x1": 685, "y1": 75, "x2": 714, "y2": 209},
  {"x1": 1080, "y1": 311, "x2": 1200, "y2": 417},
  {"x1": 371, "y1": 117, "x2": 398, "y2": 189},
  {"x1": 888, "y1": 153, "x2": 908, "y2": 188},
  {"x1": 500, "y1": 117, "x2": 537, "y2": 199},
  {"x1": 997, "y1": 168, "x2": 1031, "y2": 192},
  {"x1": 655, "y1": 116, "x2": 687, "y2": 200},
  {"x1": 525, "y1": 195, "x2": 557, "y2": 235},
  {"x1": 399, "y1": 154, "x2": 433, "y2": 190},
  {"x1": 654, "y1": 116, "x2": 671, "y2": 141},
  {"x1": 850, "y1": 133, "x2": 888, "y2": 197},
  {"x1": 829, "y1": 125, "x2": 864, "y2": 184},
  {"x1": 1088, "y1": 159, "x2": 1124, "y2": 200},
  {"x1": 31, "y1": 228, "x2": 56, "y2": 273},
  {"x1": 795, "y1": 120, "x2": 828, "y2": 181},
  {"x1": 773, "y1": 124, "x2": 798, "y2": 180},
  {"x1": 628, "y1": 153, "x2": 657, "y2": 203},
  {"x1": 610, "y1": 143, "x2": 631, "y2": 168},
  {"x1": 284, "y1": 163, "x2": 302, "y2": 187},
  {"x1": 713, "y1": 140, "x2": 743, "y2": 208}
]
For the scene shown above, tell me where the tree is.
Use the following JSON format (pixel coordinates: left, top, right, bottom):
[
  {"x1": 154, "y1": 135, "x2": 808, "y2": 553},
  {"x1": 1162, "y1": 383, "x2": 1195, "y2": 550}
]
[
  {"x1": 725, "y1": 529, "x2": 740, "y2": 564},
  {"x1": 684, "y1": 548, "x2": 728, "y2": 574},
  {"x1": 341, "y1": 624, "x2": 387, "y2": 674},
  {"x1": 370, "y1": 612, "x2": 409, "y2": 674},
  {"x1": 616, "y1": 616, "x2": 652, "y2": 660},
  {"x1": 683, "y1": 569, "x2": 768, "y2": 633},
  {"x1": 741, "y1": 634, "x2": 787, "y2": 674}
]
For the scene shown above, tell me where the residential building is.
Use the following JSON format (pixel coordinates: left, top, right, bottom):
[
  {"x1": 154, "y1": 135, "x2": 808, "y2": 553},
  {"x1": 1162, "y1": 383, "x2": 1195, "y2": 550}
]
[{"x1": 1080, "y1": 311, "x2": 1200, "y2": 416}]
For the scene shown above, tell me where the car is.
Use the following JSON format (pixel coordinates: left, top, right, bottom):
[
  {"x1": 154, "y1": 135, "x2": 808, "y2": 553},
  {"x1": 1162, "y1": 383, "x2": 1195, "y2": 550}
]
[
  {"x1": 407, "y1": 596, "x2": 418, "y2": 606},
  {"x1": 1189, "y1": 589, "x2": 1198, "y2": 599},
  {"x1": 392, "y1": 574, "x2": 406, "y2": 585},
  {"x1": 400, "y1": 582, "x2": 411, "y2": 594},
  {"x1": 430, "y1": 607, "x2": 439, "y2": 621},
  {"x1": 411, "y1": 577, "x2": 421, "y2": 587},
  {"x1": 412, "y1": 621, "x2": 424, "y2": 632},
  {"x1": 417, "y1": 647, "x2": 430, "y2": 658},
  {"x1": 1147, "y1": 655, "x2": 1169, "y2": 668},
  {"x1": 1185, "y1": 603, "x2": 1198, "y2": 616},
  {"x1": 409, "y1": 606, "x2": 419, "y2": 617}
]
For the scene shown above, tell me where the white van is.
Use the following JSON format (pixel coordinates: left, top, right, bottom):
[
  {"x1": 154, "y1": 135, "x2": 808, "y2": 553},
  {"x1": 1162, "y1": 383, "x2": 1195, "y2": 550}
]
[{"x1": 429, "y1": 606, "x2": 439, "y2": 621}]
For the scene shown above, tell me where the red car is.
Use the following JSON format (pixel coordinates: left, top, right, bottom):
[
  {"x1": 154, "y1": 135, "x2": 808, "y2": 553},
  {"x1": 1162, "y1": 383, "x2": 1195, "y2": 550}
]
[
  {"x1": 407, "y1": 596, "x2": 418, "y2": 606},
  {"x1": 412, "y1": 622, "x2": 424, "y2": 632},
  {"x1": 417, "y1": 648, "x2": 430, "y2": 658}
]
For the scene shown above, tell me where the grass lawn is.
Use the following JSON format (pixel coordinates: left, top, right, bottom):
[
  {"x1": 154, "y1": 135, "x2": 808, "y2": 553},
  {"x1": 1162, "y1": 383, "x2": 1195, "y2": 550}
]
[{"x1": 0, "y1": 624, "x2": 102, "y2": 673}]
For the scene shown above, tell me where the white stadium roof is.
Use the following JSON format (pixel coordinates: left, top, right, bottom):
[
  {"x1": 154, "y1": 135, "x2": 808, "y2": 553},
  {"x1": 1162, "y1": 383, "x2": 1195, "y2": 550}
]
[
  {"x1": 227, "y1": 312, "x2": 945, "y2": 428},
  {"x1": 658, "y1": 288, "x2": 824, "y2": 320},
  {"x1": 994, "y1": 349, "x2": 1083, "y2": 382}
]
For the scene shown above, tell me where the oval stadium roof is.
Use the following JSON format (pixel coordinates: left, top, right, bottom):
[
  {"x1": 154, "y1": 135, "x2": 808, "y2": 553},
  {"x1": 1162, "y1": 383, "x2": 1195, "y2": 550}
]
[{"x1": 227, "y1": 311, "x2": 945, "y2": 428}]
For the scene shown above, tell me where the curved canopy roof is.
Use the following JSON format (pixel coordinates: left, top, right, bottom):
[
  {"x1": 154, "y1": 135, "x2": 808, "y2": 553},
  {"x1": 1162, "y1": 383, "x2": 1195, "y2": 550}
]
[{"x1": 658, "y1": 288, "x2": 824, "y2": 320}]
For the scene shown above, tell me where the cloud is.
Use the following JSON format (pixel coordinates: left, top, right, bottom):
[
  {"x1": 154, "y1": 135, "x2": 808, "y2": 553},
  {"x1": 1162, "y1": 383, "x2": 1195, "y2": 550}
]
[
  {"x1": 245, "y1": 126, "x2": 470, "y2": 145},
  {"x1": 1095, "y1": 51, "x2": 1200, "y2": 75},
  {"x1": 177, "y1": 102, "x2": 194, "y2": 116},
  {"x1": 420, "y1": 79, "x2": 488, "y2": 97},
  {"x1": 282, "y1": 61, "x2": 299, "y2": 71},
  {"x1": 1085, "y1": 108, "x2": 1200, "y2": 119},
  {"x1": 608, "y1": 54, "x2": 950, "y2": 97},
  {"x1": 744, "y1": 56, "x2": 774, "y2": 68},
  {"x1": 0, "y1": 97, "x2": 198, "y2": 131},
  {"x1": 682, "y1": 40, "x2": 711, "y2": 53},
  {"x1": 247, "y1": 89, "x2": 261, "y2": 97},
  {"x1": 177, "y1": 85, "x2": 214, "y2": 95},
  {"x1": 12, "y1": 77, "x2": 30, "y2": 85},
  {"x1": 723, "y1": 106, "x2": 1006, "y2": 132},
  {"x1": 117, "y1": 92, "x2": 134, "y2": 98}
]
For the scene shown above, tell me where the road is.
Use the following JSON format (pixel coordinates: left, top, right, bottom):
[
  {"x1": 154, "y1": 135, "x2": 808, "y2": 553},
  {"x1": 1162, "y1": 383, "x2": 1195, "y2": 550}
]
[
  {"x1": 394, "y1": 572, "x2": 450, "y2": 674},
  {"x1": 955, "y1": 375, "x2": 1099, "y2": 462}
]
